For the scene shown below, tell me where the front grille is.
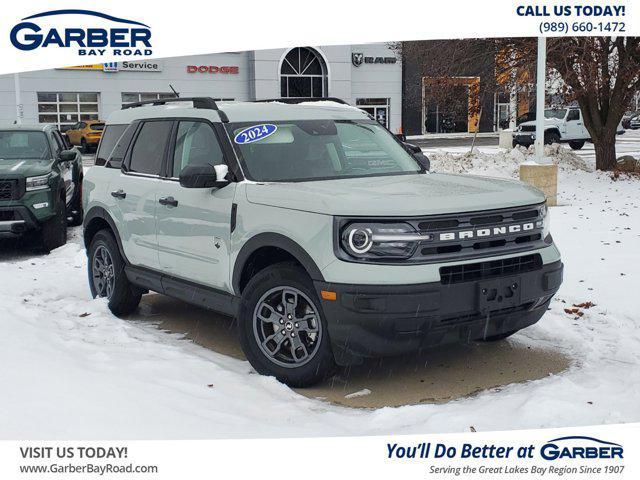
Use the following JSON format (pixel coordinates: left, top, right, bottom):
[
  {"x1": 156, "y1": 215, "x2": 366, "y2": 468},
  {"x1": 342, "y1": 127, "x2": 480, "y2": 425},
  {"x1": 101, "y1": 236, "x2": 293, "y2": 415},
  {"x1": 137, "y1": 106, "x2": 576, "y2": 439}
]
[
  {"x1": 0, "y1": 180, "x2": 17, "y2": 200},
  {"x1": 409, "y1": 204, "x2": 547, "y2": 263},
  {"x1": 439, "y1": 254, "x2": 543, "y2": 285},
  {"x1": 519, "y1": 125, "x2": 535, "y2": 132}
]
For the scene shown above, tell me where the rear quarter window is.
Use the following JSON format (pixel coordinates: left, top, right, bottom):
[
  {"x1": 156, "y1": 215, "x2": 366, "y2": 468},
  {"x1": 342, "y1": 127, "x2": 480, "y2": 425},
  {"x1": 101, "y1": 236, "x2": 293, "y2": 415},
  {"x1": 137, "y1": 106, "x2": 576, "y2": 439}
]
[{"x1": 95, "y1": 125, "x2": 127, "y2": 167}]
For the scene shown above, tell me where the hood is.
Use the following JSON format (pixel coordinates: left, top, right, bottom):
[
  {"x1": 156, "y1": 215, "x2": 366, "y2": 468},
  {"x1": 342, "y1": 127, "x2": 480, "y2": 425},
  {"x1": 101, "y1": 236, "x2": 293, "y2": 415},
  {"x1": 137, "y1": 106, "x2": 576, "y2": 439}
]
[
  {"x1": 0, "y1": 158, "x2": 54, "y2": 178},
  {"x1": 245, "y1": 173, "x2": 546, "y2": 216},
  {"x1": 519, "y1": 118, "x2": 562, "y2": 128}
]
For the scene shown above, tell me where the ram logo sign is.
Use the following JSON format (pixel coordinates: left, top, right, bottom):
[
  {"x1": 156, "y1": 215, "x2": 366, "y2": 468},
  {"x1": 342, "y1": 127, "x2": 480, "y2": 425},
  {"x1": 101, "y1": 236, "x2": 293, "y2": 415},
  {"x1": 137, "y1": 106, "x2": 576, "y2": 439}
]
[
  {"x1": 10, "y1": 9, "x2": 152, "y2": 56},
  {"x1": 540, "y1": 436, "x2": 624, "y2": 461}
]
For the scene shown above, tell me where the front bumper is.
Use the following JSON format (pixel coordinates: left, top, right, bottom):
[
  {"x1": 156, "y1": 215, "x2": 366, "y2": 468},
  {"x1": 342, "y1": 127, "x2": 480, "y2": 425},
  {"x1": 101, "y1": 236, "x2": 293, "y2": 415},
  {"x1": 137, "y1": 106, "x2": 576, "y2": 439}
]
[
  {"x1": 513, "y1": 132, "x2": 535, "y2": 146},
  {"x1": 0, "y1": 204, "x2": 43, "y2": 235},
  {"x1": 315, "y1": 260, "x2": 563, "y2": 365}
]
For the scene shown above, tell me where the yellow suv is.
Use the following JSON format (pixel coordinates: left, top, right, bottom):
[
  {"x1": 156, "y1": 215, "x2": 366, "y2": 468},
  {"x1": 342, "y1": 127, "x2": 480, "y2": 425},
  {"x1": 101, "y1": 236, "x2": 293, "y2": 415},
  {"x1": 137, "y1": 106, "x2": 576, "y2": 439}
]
[{"x1": 65, "y1": 120, "x2": 104, "y2": 153}]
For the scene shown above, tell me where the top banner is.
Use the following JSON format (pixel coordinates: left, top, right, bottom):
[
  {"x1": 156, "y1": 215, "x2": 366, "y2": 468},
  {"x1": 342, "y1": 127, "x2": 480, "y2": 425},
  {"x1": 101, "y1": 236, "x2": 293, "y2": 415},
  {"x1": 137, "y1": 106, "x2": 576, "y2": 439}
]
[{"x1": 0, "y1": 0, "x2": 635, "y2": 74}]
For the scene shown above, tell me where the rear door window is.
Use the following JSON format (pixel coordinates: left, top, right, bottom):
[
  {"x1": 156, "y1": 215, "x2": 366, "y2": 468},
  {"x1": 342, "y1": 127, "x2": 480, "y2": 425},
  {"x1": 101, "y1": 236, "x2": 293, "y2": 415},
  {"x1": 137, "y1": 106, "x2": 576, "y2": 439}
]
[{"x1": 128, "y1": 121, "x2": 172, "y2": 175}]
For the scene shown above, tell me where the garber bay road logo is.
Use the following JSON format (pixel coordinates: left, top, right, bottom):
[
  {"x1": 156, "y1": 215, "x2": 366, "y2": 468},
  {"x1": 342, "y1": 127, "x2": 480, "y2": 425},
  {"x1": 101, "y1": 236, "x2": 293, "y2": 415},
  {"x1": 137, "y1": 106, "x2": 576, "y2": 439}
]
[
  {"x1": 10, "y1": 9, "x2": 152, "y2": 56},
  {"x1": 540, "y1": 436, "x2": 624, "y2": 461}
]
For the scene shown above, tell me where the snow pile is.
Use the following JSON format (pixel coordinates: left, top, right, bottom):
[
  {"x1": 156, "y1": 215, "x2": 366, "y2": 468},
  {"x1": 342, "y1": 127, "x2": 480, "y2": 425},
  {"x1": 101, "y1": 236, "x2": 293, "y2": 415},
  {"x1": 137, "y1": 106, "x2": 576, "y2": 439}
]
[{"x1": 429, "y1": 144, "x2": 591, "y2": 177}]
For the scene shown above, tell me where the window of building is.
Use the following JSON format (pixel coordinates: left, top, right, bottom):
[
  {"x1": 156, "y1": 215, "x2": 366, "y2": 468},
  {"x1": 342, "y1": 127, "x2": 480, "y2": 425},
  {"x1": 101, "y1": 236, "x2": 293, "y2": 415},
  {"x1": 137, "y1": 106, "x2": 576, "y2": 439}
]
[
  {"x1": 121, "y1": 92, "x2": 177, "y2": 107},
  {"x1": 37, "y1": 92, "x2": 99, "y2": 131},
  {"x1": 128, "y1": 121, "x2": 173, "y2": 175},
  {"x1": 172, "y1": 121, "x2": 224, "y2": 177},
  {"x1": 356, "y1": 98, "x2": 390, "y2": 129},
  {"x1": 280, "y1": 47, "x2": 327, "y2": 98}
]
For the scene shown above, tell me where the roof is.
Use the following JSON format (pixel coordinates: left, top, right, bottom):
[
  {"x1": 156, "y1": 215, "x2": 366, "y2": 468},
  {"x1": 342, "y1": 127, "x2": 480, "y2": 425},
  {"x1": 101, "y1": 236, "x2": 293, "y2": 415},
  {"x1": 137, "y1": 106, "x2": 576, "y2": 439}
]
[
  {"x1": 0, "y1": 123, "x2": 55, "y2": 132},
  {"x1": 106, "y1": 100, "x2": 370, "y2": 125}
]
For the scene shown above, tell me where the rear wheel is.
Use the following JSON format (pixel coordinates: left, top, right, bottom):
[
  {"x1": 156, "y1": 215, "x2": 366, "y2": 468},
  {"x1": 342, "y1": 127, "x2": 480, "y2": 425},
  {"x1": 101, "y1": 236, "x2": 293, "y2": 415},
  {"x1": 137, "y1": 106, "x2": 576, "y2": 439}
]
[
  {"x1": 41, "y1": 196, "x2": 67, "y2": 253},
  {"x1": 569, "y1": 140, "x2": 585, "y2": 150},
  {"x1": 88, "y1": 229, "x2": 141, "y2": 316},
  {"x1": 238, "y1": 262, "x2": 335, "y2": 387}
]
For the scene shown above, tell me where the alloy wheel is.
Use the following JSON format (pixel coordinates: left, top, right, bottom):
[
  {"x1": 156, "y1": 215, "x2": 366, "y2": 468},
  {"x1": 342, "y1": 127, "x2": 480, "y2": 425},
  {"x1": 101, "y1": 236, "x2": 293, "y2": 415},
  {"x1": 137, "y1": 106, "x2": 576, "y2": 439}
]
[
  {"x1": 92, "y1": 245, "x2": 115, "y2": 299},
  {"x1": 253, "y1": 286, "x2": 322, "y2": 368}
]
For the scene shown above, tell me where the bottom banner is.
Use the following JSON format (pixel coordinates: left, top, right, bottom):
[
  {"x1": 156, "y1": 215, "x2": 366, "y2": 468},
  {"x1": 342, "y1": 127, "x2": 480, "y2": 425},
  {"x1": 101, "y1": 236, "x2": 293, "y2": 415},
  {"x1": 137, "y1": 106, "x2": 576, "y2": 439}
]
[{"x1": 1, "y1": 423, "x2": 637, "y2": 479}]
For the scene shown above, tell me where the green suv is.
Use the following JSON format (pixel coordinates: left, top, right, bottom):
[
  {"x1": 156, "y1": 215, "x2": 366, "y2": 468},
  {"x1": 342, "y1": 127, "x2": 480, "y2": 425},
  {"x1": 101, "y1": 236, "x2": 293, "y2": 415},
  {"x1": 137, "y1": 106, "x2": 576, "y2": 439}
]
[
  {"x1": 0, "y1": 124, "x2": 84, "y2": 251},
  {"x1": 83, "y1": 97, "x2": 563, "y2": 386}
]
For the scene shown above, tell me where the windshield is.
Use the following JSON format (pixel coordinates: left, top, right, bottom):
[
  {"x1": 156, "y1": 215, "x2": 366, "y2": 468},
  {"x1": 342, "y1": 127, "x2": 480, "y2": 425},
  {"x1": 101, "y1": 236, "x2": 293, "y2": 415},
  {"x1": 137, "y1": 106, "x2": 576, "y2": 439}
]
[
  {"x1": 0, "y1": 131, "x2": 51, "y2": 160},
  {"x1": 228, "y1": 120, "x2": 422, "y2": 182},
  {"x1": 544, "y1": 109, "x2": 567, "y2": 120}
]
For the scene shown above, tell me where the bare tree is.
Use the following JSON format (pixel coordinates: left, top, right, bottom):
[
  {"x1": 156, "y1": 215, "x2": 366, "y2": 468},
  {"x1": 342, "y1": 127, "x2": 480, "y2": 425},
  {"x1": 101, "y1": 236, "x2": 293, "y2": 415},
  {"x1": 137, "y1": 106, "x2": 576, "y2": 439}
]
[{"x1": 396, "y1": 37, "x2": 640, "y2": 170}]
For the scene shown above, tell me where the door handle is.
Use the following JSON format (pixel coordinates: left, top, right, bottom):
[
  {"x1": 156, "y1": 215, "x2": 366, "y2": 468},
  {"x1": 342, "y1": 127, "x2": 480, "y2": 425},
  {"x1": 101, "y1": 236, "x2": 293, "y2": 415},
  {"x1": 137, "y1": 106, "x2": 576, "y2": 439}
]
[
  {"x1": 159, "y1": 196, "x2": 178, "y2": 207},
  {"x1": 111, "y1": 189, "x2": 126, "y2": 199}
]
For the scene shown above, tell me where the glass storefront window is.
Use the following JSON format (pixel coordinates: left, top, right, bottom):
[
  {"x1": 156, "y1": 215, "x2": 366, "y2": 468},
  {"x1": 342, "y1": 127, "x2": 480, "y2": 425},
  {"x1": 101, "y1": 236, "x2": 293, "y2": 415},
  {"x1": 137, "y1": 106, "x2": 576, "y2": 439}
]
[{"x1": 356, "y1": 98, "x2": 390, "y2": 129}]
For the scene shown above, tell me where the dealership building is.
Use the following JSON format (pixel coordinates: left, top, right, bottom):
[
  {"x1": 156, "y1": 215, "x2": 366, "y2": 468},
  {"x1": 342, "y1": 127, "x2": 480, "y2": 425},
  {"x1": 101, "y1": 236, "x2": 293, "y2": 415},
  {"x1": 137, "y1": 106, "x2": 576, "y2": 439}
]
[{"x1": 0, "y1": 43, "x2": 402, "y2": 133}]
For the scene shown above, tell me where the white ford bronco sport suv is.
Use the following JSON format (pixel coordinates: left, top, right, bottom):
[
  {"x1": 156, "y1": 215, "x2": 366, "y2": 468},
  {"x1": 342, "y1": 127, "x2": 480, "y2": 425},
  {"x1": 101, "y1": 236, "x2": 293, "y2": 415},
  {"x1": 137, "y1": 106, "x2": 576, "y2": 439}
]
[{"x1": 83, "y1": 97, "x2": 563, "y2": 386}]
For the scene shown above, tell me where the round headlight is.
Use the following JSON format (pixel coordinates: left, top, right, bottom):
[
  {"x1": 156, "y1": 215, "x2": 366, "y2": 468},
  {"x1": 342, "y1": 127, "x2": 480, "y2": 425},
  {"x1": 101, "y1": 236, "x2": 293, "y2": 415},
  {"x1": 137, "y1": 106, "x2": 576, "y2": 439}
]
[{"x1": 347, "y1": 227, "x2": 373, "y2": 254}]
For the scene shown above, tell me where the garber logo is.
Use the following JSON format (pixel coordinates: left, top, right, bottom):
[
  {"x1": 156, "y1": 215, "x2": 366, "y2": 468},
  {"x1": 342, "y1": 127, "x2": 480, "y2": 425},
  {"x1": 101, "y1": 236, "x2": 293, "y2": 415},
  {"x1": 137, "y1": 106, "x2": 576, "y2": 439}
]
[
  {"x1": 10, "y1": 9, "x2": 152, "y2": 56},
  {"x1": 540, "y1": 436, "x2": 624, "y2": 461}
]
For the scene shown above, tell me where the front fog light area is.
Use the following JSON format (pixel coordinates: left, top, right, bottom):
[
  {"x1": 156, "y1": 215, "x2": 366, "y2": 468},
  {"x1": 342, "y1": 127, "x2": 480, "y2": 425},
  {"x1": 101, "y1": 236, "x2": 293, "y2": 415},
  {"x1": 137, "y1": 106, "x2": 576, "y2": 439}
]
[
  {"x1": 33, "y1": 202, "x2": 49, "y2": 209},
  {"x1": 340, "y1": 222, "x2": 420, "y2": 260}
]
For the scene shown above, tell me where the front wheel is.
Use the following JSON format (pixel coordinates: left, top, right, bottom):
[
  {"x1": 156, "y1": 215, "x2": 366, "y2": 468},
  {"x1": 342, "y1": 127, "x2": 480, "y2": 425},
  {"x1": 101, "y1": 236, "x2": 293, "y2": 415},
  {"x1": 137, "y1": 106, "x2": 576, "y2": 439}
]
[
  {"x1": 238, "y1": 262, "x2": 335, "y2": 387},
  {"x1": 569, "y1": 140, "x2": 585, "y2": 150},
  {"x1": 544, "y1": 131, "x2": 560, "y2": 145},
  {"x1": 88, "y1": 229, "x2": 141, "y2": 316},
  {"x1": 80, "y1": 138, "x2": 87, "y2": 154}
]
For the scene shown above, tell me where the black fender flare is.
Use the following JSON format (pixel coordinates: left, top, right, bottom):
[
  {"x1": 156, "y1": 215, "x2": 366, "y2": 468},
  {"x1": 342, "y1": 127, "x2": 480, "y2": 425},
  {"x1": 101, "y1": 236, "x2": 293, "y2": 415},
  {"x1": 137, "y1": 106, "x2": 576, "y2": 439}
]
[
  {"x1": 232, "y1": 232, "x2": 325, "y2": 294},
  {"x1": 83, "y1": 206, "x2": 129, "y2": 262}
]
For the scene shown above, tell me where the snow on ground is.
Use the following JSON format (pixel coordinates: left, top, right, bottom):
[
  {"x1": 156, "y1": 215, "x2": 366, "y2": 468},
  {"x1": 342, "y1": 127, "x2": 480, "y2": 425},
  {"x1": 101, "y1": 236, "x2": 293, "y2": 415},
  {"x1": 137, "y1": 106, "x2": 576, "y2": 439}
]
[{"x1": 1, "y1": 134, "x2": 639, "y2": 440}]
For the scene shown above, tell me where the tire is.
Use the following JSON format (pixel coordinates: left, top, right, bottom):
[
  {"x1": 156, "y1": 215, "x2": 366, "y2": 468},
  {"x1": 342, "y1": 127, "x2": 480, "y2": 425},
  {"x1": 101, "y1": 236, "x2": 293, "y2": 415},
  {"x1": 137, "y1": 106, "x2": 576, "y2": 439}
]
[
  {"x1": 88, "y1": 229, "x2": 142, "y2": 316},
  {"x1": 238, "y1": 262, "x2": 335, "y2": 387},
  {"x1": 41, "y1": 195, "x2": 67, "y2": 253},
  {"x1": 569, "y1": 140, "x2": 585, "y2": 150},
  {"x1": 478, "y1": 330, "x2": 517, "y2": 342},
  {"x1": 68, "y1": 175, "x2": 84, "y2": 226},
  {"x1": 80, "y1": 138, "x2": 87, "y2": 154},
  {"x1": 544, "y1": 131, "x2": 560, "y2": 145}
]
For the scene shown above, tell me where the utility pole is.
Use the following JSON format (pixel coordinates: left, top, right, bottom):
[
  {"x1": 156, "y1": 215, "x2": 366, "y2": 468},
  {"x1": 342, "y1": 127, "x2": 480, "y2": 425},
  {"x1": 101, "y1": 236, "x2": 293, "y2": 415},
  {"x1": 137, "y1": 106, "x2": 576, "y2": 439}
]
[
  {"x1": 519, "y1": 36, "x2": 558, "y2": 206},
  {"x1": 534, "y1": 36, "x2": 546, "y2": 162}
]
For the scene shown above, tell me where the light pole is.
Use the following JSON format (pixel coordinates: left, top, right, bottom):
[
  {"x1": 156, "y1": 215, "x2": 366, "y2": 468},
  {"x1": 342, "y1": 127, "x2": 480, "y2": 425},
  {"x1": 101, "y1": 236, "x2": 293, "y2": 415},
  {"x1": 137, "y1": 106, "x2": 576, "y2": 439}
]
[
  {"x1": 519, "y1": 36, "x2": 558, "y2": 206},
  {"x1": 14, "y1": 73, "x2": 23, "y2": 125},
  {"x1": 534, "y1": 36, "x2": 546, "y2": 162}
]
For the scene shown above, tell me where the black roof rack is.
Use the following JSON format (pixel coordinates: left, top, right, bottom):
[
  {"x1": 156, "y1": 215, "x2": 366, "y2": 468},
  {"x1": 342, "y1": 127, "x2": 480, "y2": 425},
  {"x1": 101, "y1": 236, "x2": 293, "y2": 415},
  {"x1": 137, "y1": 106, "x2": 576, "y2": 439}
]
[
  {"x1": 254, "y1": 97, "x2": 350, "y2": 105},
  {"x1": 121, "y1": 97, "x2": 229, "y2": 122}
]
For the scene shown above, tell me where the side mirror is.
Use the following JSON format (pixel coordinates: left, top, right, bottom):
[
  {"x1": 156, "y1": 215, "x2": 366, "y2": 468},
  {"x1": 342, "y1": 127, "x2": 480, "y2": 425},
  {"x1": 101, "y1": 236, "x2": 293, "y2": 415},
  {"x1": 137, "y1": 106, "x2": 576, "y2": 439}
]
[
  {"x1": 403, "y1": 142, "x2": 422, "y2": 155},
  {"x1": 58, "y1": 149, "x2": 76, "y2": 162},
  {"x1": 179, "y1": 163, "x2": 230, "y2": 189},
  {"x1": 402, "y1": 143, "x2": 430, "y2": 171},
  {"x1": 413, "y1": 152, "x2": 430, "y2": 171}
]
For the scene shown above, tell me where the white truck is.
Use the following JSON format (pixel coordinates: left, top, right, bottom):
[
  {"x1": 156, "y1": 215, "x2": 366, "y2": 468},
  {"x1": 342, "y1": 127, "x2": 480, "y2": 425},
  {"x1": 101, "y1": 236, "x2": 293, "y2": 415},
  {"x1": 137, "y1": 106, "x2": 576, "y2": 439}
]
[{"x1": 513, "y1": 107, "x2": 624, "y2": 150}]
